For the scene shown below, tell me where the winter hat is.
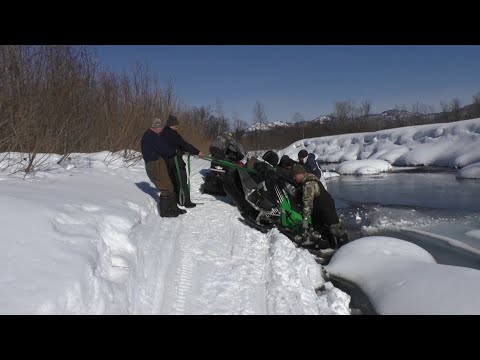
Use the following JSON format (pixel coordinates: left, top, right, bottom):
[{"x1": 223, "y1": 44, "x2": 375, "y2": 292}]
[
  {"x1": 166, "y1": 115, "x2": 179, "y2": 127},
  {"x1": 293, "y1": 164, "x2": 306, "y2": 175},
  {"x1": 298, "y1": 149, "x2": 308, "y2": 159},
  {"x1": 151, "y1": 118, "x2": 163, "y2": 128},
  {"x1": 279, "y1": 155, "x2": 295, "y2": 168},
  {"x1": 262, "y1": 150, "x2": 279, "y2": 167}
]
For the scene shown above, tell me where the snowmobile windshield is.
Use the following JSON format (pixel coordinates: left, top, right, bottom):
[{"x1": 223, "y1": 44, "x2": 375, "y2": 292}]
[
  {"x1": 226, "y1": 142, "x2": 245, "y2": 162},
  {"x1": 209, "y1": 132, "x2": 246, "y2": 162}
]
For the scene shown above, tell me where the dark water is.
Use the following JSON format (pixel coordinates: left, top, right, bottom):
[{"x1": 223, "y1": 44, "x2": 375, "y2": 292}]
[
  {"x1": 327, "y1": 170, "x2": 480, "y2": 212},
  {"x1": 321, "y1": 166, "x2": 480, "y2": 314}
]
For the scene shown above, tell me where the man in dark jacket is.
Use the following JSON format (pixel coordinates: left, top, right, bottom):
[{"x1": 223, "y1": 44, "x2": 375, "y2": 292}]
[
  {"x1": 160, "y1": 115, "x2": 205, "y2": 208},
  {"x1": 140, "y1": 118, "x2": 186, "y2": 218},
  {"x1": 293, "y1": 164, "x2": 348, "y2": 248},
  {"x1": 297, "y1": 149, "x2": 327, "y2": 190}
]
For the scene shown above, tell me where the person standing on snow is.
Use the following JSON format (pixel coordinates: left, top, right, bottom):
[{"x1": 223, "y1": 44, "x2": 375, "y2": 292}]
[
  {"x1": 160, "y1": 115, "x2": 205, "y2": 208},
  {"x1": 297, "y1": 149, "x2": 327, "y2": 190},
  {"x1": 140, "y1": 118, "x2": 186, "y2": 218},
  {"x1": 292, "y1": 164, "x2": 349, "y2": 248}
]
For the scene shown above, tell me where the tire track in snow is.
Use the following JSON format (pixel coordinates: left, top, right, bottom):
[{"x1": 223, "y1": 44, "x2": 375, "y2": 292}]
[
  {"x1": 128, "y1": 159, "x2": 342, "y2": 314},
  {"x1": 170, "y1": 237, "x2": 194, "y2": 314},
  {"x1": 132, "y1": 169, "x2": 270, "y2": 314}
]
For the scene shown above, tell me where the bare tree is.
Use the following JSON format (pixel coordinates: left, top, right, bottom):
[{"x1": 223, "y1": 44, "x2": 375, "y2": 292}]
[
  {"x1": 411, "y1": 102, "x2": 434, "y2": 114},
  {"x1": 0, "y1": 45, "x2": 212, "y2": 173},
  {"x1": 471, "y1": 91, "x2": 480, "y2": 119},
  {"x1": 253, "y1": 101, "x2": 267, "y2": 124},
  {"x1": 232, "y1": 111, "x2": 248, "y2": 140},
  {"x1": 292, "y1": 111, "x2": 305, "y2": 139},
  {"x1": 449, "y1": 98, "x2": 462, "y2": 121},
  {"x1": 409, "y1": 102, "x2": 435, "y2": 125},
  {"x1": 473, "y1": 91, "x2": 480, "y2": 104},
  {"x1": 450, "y1": 98, "x2": 462, "y2": 111},
  {"x1": 359, "y1": 100, "x2": 372, "y2": 118},
  {"x1": 334, "y1": 101, "x2": 358, "y2": 131}
]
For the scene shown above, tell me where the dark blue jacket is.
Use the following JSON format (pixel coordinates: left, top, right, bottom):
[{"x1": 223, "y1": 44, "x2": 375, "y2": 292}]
[
  {"x1": 304, "y1": 153, "x2": 323, "y2": 179},
  {"x1": 159, "y1": 126, "x2": 200, "y2": 157},
  {"x1": 140, "y1": 129, "x2": 177, "y2": 162}
]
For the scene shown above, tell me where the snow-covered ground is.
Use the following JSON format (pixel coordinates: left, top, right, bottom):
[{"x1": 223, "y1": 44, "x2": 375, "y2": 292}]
[
  {"x1": 0, "y1": 152, "x2": 350, "y2": 314},
  {"x1": 280, "y1": 118, "x2": 480, "y2": 172},
  {"x1": 2, "y1": 119, "x2": 480, "y2": 315},
  {"x1": 326, "y1": 236, "x2": 480, "y2": 315}
]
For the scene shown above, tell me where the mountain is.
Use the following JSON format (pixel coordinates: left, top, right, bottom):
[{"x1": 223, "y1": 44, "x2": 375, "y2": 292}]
[
  {"x1": 244, "y1": 103, "x2": 480, "y2": 132},
  {"x1": 245, "y1": 121, "x2": 292, "y2": 132}
]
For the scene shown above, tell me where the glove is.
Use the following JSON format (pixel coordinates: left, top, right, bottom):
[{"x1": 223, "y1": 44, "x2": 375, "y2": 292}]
[{"x1": 302, "y1": 218, "x2": 309, "y2": 230}]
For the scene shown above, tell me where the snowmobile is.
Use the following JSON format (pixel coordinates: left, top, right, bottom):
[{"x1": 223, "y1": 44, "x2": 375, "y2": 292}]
[
  {"x1": 202, "y1": 132, "x2": 246, "y2": 197},
  {"x1": 202, "y1": 135, "x2": 337, "y2": 263}
]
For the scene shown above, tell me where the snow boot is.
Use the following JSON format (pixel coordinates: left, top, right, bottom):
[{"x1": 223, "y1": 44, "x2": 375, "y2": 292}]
[
  {"x1": 170, "y1": 196, "x2": 187, "y2": 215},
  {"x1": 159, "y1": 196, "x2": 178, "y2": 218},
  {"x1": 183, "y1": 200, "x2": 197, "y2": 208},
  {"x1": 181, "y1": 192, "x2": 196, "y2": 208},
  {"x1": 330, "y1": 222, "x2": 349, "y2": 248}
]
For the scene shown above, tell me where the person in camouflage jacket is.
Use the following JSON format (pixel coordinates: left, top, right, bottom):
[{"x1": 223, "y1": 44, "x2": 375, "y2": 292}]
[{"x1": 293, "y1": 164, "x2": 349, "y2": 248}]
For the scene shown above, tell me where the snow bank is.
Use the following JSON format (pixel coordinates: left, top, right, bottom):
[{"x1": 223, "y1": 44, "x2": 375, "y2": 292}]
[
  {"x1": 335, "y1": 159, "x2": 392, "y2": 175},
  {"x1": 466, "y1": 230, "x2": 480, "y2": 240},
  {"x1": 280, "y1": 118, "x2": 480, "y2": 169},
  {"x1": 456, "y1": 162, "x2": 480, "y2": 179},
  {"x1": 0, "y1": 175, "x2": 147, "y2": 314},
  {"x1": 266, "y1": 229, "x2": 350, "y2": 315},
  {"x1": 0, "y1": 153, "x2": 350, "y2": 314},
  {"x1": 326, "y1": 236, "x2": 480, "y2": 314}
]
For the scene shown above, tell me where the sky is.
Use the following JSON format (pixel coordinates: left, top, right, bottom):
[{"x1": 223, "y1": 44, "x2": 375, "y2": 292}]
[
  {"x1": 0, "y1": 119, "x2": 480, "y2": 315},
  {"x1": 91, "y1": 45, "x2": 480, "y2": 123}
]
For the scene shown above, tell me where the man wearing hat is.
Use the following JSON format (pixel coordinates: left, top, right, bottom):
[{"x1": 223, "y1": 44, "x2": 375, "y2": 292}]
[
  {"x1": 160, "y1": 115, "x2": 205, "y2": 208},
  {"x1": 277, "y1": 154, "x2": 298, "y2": 180},
  {"x1": 292, "y1": 164, "x2": 349, "y2": 248},
  {"x1": 140, "y1": 118, "x2": 186, "y2": 218},
  {"x1": 297, "y1": 149, "x2": 327, "y2": 190}
]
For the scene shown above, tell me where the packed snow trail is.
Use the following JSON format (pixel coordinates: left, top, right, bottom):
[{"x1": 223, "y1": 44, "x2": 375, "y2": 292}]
[
  {"x1": 0, "y1": 153, "x2": 349, "y2": 314},
  {"x1": 125, "y1": 159, "x2": 350, "y2": 314},
  {"x1": 129, "y1": 200, "x2": 269, "y2": 314}
]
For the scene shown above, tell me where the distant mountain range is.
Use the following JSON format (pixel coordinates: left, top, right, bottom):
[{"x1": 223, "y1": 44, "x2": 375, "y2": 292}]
[{"x1": 245, "y1": 104, "x2": 478, "y2": 132}]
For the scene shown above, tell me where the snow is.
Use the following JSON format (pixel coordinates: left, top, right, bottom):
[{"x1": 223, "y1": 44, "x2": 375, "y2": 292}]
[
  {"x1": 0, "y1": 151, "x2": 350, "y2": 314},
  {"x1": 247, "y1": 121, "x2": 291, "y2": 132},
  {"x1": 456, "y1": 162, "x2": 480, "y2": 179},
  {"x1": 335, "y1": 159, "x2": 392, "y2": 175},
  {"x1": 466, "y1": 230, "x2": 480, "y2": 240},
  {"x1": 323, "y1": 171, "x2": 340, "y2": 179},
  {"x1": 326, "y1": 236, "x2": 480, "y2": 314},
  {"x1": 3, "y1": 116, "x2": 480, "y2": 314},
  {"x1": 280, "y1": 118, "x2": 480, "y2": 168}
]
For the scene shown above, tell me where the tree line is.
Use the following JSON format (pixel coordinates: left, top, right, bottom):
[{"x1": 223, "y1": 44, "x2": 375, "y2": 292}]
[{"x1": 1, "y1": 45, "x2": 479, "y2": 172}]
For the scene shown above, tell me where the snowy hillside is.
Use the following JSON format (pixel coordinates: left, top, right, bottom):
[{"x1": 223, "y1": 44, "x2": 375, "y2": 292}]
[{"x1": 246, "y1": 121, "x2": 292, "y2": 132}]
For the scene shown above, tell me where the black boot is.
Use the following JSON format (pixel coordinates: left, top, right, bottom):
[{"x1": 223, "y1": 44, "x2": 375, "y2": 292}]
[
  {"x1": 179, "y1": 192, "x2": 196, "y2": 208},
  {"x1": 183, "y1": 200, "x2": 197, "y2": 208},
  {"x1": 159, "y1": 197, "x2": 178, "y2": 218},
  {"x1": 170, "y1": 196, "x2": 186, "y2": 215}
]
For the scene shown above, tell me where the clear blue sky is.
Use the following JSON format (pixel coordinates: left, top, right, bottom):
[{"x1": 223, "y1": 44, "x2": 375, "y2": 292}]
[{"x1": 91, "y1": 45, "x2": 480, "y2": 123}]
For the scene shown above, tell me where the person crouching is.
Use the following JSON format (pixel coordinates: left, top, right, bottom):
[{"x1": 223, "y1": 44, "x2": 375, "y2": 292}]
[{"x1": 292, "y1": 164, "x2": 349, "y2": 248}]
